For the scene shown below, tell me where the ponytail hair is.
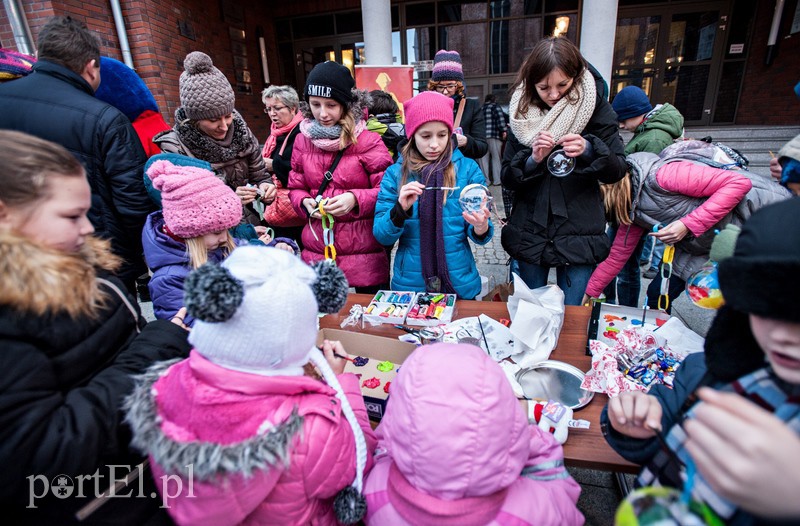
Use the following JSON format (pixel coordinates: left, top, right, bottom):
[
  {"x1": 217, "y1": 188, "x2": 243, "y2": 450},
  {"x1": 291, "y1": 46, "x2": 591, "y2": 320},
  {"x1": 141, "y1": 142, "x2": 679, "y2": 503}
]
[{"x1": 600, "y1": 173, "x2": 633, "y2": 226}]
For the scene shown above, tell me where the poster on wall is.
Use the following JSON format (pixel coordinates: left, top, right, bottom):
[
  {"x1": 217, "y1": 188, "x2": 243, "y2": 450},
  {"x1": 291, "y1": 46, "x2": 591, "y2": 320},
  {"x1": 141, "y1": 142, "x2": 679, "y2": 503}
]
[{"x1": 355, "y1": 66, "x2": 414, "y2": 122}]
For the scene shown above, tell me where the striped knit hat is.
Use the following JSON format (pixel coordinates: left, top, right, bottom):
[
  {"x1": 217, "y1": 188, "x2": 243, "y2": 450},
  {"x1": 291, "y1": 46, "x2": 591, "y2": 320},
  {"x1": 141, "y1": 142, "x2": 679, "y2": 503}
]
[{"x1": 431, "y1": 50, "x2": 464, "y2": 83}]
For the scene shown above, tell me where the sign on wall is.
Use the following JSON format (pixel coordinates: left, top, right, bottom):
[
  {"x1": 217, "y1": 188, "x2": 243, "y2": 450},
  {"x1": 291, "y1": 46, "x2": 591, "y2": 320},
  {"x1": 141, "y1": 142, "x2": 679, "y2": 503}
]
[{"x1": 355, "y1": 66, "x2": 414, "y2": 121}]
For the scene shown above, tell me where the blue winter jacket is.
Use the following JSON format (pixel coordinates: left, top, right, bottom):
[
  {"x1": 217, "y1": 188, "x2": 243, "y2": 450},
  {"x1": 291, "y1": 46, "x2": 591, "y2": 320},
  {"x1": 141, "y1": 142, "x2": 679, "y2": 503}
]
[
  {"x1": 142, "y1": 212, "x2": 298, "y2": 326},
  {"x1": 373, "y1": 149, "x2": 493, "y2": 299},
  {"x1": 142, "y1": 212, "x2": 233, "y2": 327}
]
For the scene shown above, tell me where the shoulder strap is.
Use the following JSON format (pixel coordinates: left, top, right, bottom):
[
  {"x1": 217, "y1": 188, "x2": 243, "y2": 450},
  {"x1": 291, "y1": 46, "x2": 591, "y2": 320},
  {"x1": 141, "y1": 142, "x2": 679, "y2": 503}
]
[
  {"x1": 454, "y1": 98, "x2": 467, "y2": 130},
  {"x1": 315, "y1": 147, "x2": 348, "y2": 202}
]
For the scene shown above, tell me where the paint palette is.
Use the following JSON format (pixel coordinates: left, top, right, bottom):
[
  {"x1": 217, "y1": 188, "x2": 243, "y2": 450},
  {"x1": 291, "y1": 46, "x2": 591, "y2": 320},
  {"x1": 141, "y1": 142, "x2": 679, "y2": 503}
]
[
  {"x1": 586, "y1": 302, "x2": 670, "y2": 355},
  {"x1": 344, "y1": 356, "x2": 398, "y2": 401}
]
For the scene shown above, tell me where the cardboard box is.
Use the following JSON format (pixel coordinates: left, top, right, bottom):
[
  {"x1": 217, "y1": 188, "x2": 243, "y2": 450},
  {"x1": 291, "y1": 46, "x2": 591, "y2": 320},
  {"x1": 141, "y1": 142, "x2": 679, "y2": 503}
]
[
  {"x1": 405, "y1": 292, "x2": 457, "y2": 327},
  {"x1": 317, "y1": 328, "x2": 417, "y2": 421},
  {"x1": 362, "y1": 289, "x2": 416, "y2": 325}
]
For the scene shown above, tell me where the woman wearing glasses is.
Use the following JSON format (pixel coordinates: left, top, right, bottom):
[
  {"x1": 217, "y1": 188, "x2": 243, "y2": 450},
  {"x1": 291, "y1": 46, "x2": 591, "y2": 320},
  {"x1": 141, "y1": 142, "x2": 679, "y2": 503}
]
[
  {"x1": 427, "y1": 50, "x2": 488, "y2": 160},
  {"x1": 261, "y1": 85, "x2": 305, "y2": 242},
  {"x1": 155, "y1": 52, "x2": 275, "y2": 226}
]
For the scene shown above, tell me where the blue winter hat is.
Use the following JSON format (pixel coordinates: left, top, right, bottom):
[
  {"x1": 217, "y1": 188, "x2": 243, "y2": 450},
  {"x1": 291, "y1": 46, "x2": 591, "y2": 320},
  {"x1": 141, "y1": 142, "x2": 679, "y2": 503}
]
[
  {"x1": 95, "y1": 57, "x2": 160, "y2": 122},
  {"x1": 612, "y1": 86, "x2": 653, "y2": 121}
]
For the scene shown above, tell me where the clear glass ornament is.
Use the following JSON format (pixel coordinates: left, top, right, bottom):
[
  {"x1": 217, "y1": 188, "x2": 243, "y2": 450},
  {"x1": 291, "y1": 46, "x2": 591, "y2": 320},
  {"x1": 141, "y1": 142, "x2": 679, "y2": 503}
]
[{"x1": 547, "y1": 148, "x2": 575, "y2": 177}]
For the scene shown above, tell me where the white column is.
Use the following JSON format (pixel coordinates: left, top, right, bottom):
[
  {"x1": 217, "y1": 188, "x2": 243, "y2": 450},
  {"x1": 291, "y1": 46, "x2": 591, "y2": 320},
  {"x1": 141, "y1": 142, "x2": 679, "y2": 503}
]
[
  {"x1": 361, "y1": 0, "x2": 393, "y2": 65},
  {"x1": 579, "y1": 0, "x2": 619, "y2": 99}
]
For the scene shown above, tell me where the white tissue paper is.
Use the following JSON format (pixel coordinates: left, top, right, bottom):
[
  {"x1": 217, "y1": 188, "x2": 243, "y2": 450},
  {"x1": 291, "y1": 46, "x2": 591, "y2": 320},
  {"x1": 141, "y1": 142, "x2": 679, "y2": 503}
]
[
  {"x1": 654, "y1": 317, "x2": 705, "y2": 356},
  {"x1": 444, "y1": 315, "x2": 515, "y2": 361},
  {"x1": 506, "y1": 275, "x2": 565, "y2": 368}
]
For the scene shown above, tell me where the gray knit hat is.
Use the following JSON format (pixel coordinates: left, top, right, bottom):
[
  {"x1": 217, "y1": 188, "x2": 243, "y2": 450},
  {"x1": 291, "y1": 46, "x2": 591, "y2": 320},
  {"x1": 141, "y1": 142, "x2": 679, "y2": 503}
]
[{"x1": 179, "y1": 51, "x2": 235, "y2": 121}]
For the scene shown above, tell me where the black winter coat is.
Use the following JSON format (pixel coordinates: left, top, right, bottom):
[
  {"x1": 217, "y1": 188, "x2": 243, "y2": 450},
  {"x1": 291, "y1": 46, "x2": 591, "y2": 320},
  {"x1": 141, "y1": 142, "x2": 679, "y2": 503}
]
[
  {"x1": 500, "y1": 95, "x2": 626, "y2": 266},
  {"x1": 0, "y1": 60, "x2": 154, "y2": 286},
  {"x1": 0, "y1": 234, "x2": 190, "y2": 524},
  {"x1": 452, "y1": 95, "x2": 489, "y2": 159},
  {"x1": 269, "y1": 124, "x2": 302, "y2": 187}
]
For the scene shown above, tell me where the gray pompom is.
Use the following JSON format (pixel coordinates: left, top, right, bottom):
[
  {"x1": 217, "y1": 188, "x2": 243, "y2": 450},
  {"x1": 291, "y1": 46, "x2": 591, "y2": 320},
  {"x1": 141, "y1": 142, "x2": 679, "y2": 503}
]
[
  {"x1": 311, "y1": 260, "x2": 349, "y2": 314},
  {"x1": 333, "y1": 486, "x2": 366, "y2": 524},
  {"x1": 184, "y1": 51, "x2": 214, "y2": 75},
  {"x1": 184, "y1": 263, "x2": 244, "y2": 322}
]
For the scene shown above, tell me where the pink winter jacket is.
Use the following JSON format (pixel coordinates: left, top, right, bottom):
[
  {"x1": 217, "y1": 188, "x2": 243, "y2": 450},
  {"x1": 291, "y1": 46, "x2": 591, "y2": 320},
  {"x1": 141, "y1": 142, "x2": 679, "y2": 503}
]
[
  {"x1": 585, "y1": 162, "x2": 752, "y2": 298},
  {"x1": 363, "y1": 344, "x2": 584, "y2": 526},
  {"x1": 288, "y1": 129, "x2": 392, "y2": 287},
  {"x1": 130, "y1": 351, "x2": 377, "y2": 526}
]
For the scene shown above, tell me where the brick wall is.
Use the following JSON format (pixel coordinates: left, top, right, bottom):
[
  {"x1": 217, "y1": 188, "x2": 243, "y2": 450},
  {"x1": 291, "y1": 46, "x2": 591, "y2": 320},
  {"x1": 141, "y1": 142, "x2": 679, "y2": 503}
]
[{"x1": 736, "y1": 0, "x2": 800, "y2": 125}]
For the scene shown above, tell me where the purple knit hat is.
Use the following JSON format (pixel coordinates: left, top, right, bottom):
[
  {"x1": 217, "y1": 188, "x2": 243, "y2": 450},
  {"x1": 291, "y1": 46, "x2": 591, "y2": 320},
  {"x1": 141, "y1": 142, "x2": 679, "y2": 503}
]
[
  {"x1": 147, "y1": 160, "x2": 242, "y2": 238},
  {"x1": 431, "y1": 50, "x2": 464, "y2": 83},
  {"x1": 404, "y1": 91, "x2": 454, "y2": 139}
]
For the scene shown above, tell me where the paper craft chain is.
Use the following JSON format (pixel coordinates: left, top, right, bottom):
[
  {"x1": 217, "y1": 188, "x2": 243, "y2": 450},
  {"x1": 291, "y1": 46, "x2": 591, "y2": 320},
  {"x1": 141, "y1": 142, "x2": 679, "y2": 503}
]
[
  {"x1": 658, "y1": 244, "x2": 675, "y2": 311},
  {"x1": 318, "y1": 199, "x2": 336, "y2": 261}
]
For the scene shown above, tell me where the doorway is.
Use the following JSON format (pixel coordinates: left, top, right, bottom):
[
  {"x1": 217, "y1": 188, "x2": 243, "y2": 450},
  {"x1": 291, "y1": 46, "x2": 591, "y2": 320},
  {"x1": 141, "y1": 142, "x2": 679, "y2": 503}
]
[
  {"x1": 611, "y1": 2, "x2": 729, "y2": 125},
  {"x1": 294, "y1": 38, "x2": 366, "y2": 88}
]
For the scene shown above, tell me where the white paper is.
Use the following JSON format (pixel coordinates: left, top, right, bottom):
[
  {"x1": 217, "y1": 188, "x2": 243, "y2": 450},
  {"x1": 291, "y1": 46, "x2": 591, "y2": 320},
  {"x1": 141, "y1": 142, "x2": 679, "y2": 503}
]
[
  {"x1": 507, "y1": 275, "x2": 565, "y2": 368},
  {"x1": 442, "y1": 315, "x2": 515, "y2": 361},
  {"x1": 655, "y1": 317, "x2": 705, "y2": 356}
]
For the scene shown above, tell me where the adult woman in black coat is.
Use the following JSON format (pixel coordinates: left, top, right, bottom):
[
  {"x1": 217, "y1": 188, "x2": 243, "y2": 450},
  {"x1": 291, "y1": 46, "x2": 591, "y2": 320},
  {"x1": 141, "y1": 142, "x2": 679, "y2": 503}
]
[
  {"x1": 501, "y1": 37, "x2": 626, "y2": 305},
  {"x1": 0, "y1": 131, "x2": 190, "y2": 524}
]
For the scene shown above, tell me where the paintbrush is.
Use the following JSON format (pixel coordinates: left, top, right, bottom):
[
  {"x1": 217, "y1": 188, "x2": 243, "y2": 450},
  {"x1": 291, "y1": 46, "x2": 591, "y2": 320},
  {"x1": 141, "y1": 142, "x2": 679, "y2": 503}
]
[{"x1": 477, "y1": 316, "x2": 491, "y2": 357}]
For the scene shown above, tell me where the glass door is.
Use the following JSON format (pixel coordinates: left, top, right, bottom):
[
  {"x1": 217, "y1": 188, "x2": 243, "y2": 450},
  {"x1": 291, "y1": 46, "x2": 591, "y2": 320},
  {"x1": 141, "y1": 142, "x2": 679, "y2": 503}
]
[
  {"x1": 295, "y1": 38, "x2": 367, "y2": 87},
  {"x1": 613, "y1": 2, "x2": 729, "y2": 126}
]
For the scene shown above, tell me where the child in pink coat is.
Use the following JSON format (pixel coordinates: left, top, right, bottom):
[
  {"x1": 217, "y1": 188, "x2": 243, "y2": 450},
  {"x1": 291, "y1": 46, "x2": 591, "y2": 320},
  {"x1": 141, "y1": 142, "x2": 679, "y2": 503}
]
[
  {"x1": 363, "y1": 343, "x2": 584, "y2": 525},
  {"x1": 125, "y1": 246, "x2": 376, "y2": 525}
]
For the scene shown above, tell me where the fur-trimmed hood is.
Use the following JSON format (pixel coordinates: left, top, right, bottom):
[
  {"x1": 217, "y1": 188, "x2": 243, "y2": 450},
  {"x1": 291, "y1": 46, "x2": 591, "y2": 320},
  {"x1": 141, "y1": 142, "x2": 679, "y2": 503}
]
[
  {"x1": 0, "y1": 232, "x2": 121, "y2": 318},
  {"x1": 124, "y1": 358, "x2": 303, "y2": 480},
  {"x1": 299, "y1": 88, "x2": 371, "y2": 124}
]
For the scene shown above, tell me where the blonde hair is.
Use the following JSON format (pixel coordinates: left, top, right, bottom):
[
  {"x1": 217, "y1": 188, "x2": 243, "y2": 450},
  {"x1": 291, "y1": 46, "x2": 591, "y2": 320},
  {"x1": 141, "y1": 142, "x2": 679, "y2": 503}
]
[
  {"x1": 399, "y1": 138, "x2": 456, "y2": 204},
  {"x1": 185, "y1": 233, "x2": 236, "y2": 269},
  {"x1": 601, "y1": 173, "x2": 633, "y2": 225},
  {"x1": 339, "y1": 110, "x2": 358, "y2": 149}
]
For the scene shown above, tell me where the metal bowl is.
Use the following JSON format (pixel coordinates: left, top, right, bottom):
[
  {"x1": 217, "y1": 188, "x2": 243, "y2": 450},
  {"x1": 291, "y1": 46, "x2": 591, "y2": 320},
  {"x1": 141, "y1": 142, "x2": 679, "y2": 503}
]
[{"x1": 515, "y1": 360, "x2": 594, "y2": 410}]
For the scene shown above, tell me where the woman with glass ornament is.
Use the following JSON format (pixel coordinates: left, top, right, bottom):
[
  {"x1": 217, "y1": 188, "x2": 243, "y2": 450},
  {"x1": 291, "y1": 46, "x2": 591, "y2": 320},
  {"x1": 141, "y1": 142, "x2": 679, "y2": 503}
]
[
  {"x1": 374, "y1": 91, "x2": 493, "y2": 299},
  {"x1": 583, "y1": 140, "x2": 791, "y2": 311},
  {"x1": 501, "y1": 37, "x2": 627, "y2": 305}
]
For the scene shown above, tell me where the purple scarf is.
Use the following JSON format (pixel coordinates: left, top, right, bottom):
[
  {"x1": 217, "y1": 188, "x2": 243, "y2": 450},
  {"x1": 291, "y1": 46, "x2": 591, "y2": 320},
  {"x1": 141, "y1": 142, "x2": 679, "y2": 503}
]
[{"x1": 418, "y1": 145, "x2": 456, "y2": 294}]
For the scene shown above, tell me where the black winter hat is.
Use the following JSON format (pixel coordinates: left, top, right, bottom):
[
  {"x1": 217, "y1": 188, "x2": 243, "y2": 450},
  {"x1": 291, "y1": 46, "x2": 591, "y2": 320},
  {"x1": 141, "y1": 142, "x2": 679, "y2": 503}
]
[
  {"x1": 304, "y1": 61, "x2": 355, "y2": 107},
  {"x1": 718, "y1": 198, "x2": 800, "y2": 323}
]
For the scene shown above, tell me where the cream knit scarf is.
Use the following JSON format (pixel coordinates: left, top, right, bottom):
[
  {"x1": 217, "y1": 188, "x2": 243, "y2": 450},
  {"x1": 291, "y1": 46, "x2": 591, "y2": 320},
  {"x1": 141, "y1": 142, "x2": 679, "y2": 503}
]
[{"x1": 509, "y1": 69, "x2": 597, "y2": 147}]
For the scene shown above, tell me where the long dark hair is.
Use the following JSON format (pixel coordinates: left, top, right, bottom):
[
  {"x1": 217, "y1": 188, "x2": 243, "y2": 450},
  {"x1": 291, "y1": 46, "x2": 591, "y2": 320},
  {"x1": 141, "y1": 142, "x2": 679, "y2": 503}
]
[{"x1": 512, "y1": 37, "x2": 587, "y2": 113}]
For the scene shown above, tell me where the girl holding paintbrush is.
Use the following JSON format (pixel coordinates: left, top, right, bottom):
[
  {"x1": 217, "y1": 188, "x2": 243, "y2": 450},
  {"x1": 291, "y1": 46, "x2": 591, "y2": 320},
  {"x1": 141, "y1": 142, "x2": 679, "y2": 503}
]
[{"x1": 374, "y1": 91, "x2": 493, "y2": 299}]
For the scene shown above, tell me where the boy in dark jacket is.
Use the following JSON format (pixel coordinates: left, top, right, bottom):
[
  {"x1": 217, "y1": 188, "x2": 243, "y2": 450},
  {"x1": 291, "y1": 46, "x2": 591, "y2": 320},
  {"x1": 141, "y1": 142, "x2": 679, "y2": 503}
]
[
  {"x1": 366, "y1": 90, "x2": 406, "y2": 161},
  {"x1": 602, "y1": 199, "x2": 800, "y2": 525}
]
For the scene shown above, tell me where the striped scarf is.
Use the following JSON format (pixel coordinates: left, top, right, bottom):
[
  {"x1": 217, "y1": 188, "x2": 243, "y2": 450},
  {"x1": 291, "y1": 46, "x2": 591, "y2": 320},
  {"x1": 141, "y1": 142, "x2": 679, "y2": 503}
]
[{"x1": 639, "y1": 366, "x2": 800, "y2": 522}]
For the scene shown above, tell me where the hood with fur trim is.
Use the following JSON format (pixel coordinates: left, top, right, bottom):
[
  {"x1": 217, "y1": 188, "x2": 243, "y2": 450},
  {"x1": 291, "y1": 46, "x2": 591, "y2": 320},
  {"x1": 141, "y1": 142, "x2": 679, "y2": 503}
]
[
  {"x1": 300, "y1": 88, "x2": 371, "y2": 124},
  {"x1": 0, "y1": 232, "x2": 121, "y2": 319}
]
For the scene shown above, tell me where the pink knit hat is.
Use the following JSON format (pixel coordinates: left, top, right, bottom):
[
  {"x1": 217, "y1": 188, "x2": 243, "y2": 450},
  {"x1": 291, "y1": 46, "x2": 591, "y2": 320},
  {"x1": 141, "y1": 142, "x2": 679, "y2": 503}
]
[
  {"x1": 147, "y1": 160, "x2": 242, "y2": 238},
  {"x1": 404, "y1": 91, "x2": 454, "y2": 139}
]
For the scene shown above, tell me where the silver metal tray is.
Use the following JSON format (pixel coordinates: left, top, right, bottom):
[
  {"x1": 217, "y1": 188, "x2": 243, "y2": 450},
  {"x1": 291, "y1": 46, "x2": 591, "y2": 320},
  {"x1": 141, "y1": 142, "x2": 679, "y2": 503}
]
[{"x1": 515, "y1": 360, "x2": 594, "y2": 410}]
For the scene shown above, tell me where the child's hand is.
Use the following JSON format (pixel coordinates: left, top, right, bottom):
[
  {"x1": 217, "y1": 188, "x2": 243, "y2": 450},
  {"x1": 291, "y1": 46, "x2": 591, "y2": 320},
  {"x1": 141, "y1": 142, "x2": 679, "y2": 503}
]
[
  {"x1": 531, "y1": 131, "x2": 555, "y2": 163},
  {"x1": 769, "y1": 157, "x2": 782, "y2": 181},
  {"x1": 170, "y1": 307, "x2": 190, "y2": 331},
  {"x1": 236, "y1": 185, "x2": 259, "y2": 205},
  {"x1": 275, "y1": 242, "x2": 294, "y2": 253},
  {"x1": 258, "y1": 232, "x2": 273, "y2": 244},
  {"x1": 303, "y1": 198, "x2": 321, "y2": 219},
  {"x1": 684, "y1": 388, "x2": 800, "y2": 518},
  {"x1": 398, "y1": 181, "x2": 424, "y2": 211},
  {"x1": 320, "y1": 339, "x2": 349, "y2": 375},
  {"x1": 607, "y1": 391, "x2": 662, "y2": 439},
  {"x1": 650, "y1": 220, "x2": 689, "y2": 244},
  {"x1": 260, "y1": 182, "x2": 277, "y2": 205},
  {"x1": 322, "y1": 192, "x2": 356, "y2": 216},
  {"x1": 463, "y1": 207, "x2": 491, "y2": 236},
  {"x1": 557, "y1": 133, "x2": 587, "y2": 157}
]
